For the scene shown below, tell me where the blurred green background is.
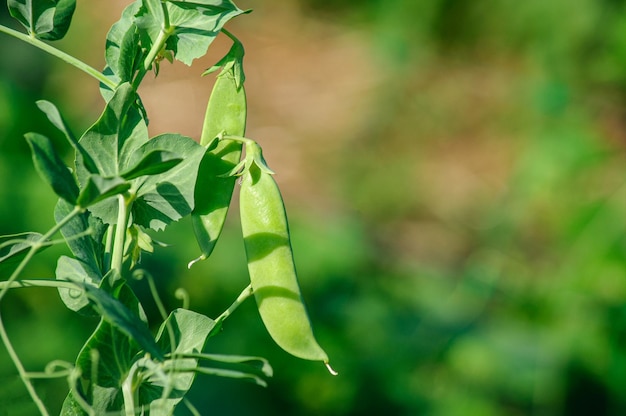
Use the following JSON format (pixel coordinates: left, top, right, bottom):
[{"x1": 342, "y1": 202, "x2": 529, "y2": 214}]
[{"x1": 2, "y1": 0, "x2": 626, "y2": 414}]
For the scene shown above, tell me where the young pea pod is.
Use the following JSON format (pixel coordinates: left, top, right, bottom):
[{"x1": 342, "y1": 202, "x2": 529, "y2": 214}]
[
  {"x1": 190, "y1": 73, "x2": 246, "y2": 267},
  {"x1": 239, "y1": 149, "x2": 333, "y2": 369}
]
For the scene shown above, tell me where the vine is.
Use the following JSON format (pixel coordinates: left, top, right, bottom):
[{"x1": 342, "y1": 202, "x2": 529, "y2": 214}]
[{"x1": 0, "y1": 0, "x2": 335, "y2": 414}]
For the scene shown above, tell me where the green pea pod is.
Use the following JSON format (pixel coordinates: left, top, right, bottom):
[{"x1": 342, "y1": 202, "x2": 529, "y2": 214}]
[
  {"x1": 240, "y1": 160, "x2": 333, "y2": 367},
  {"x1": 190, "y1": 74, "x2": 246, "y2": 267}
]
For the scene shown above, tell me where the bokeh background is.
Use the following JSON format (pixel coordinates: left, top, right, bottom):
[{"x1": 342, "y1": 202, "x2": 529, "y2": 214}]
[{"x1": 2, "y1": 0, "x2": 626, "y2": 414}]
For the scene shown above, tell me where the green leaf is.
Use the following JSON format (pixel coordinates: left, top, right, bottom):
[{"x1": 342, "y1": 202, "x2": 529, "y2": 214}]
[
  {"x1": 76, "y1": 84, "x2": 203, "y2": 230},
  {"x1": 84, "y1": 275, "x2": 162, "y2": 360},
  {"x1": 203, "y1": 33, "x2": 246, "y2": 88},
  {"x1": 76, "y1": 175, "x2": 130, "y2": 208},
  {"x1": 130, "y1": 134, "x2": 206, "y2": 231},
  {"x1": 136, "y1": 0, "x2": 247, "y2": 66},
  {"x1": 54, "y1": 199, "x2": 106, "y2": 274},
  {"x1": 121, "y1": 149, "x2": 183, "y2": 180},
  {"x1": 0, "y1": 232, "x2": 43, "y2": 275},
  {"x1": 62, "y1": 275, "x2": 153, "y2": 413},
  {"x1": 0, "y1": 232, "x2": 40, "y2": 263},
  {"x1": 133, "y1": 309, "x2": 216, "y2": 412},
  {"x1": 76, "y1": 82, "x2": 148, "y2": 181},
  {"x1": 7, "y1": 0, "x2": 76, "y2": 40},
  {"x1": 25, "y1": 132, "x2": 78, "y2": 204},
  {"x1": 36, "y1": 100, "x2": 99, "y2": 174},
  {"x1": 55, "y1": 255, "x2": 101, "y2": 314},
  {"x1": 104, "y1": 1, "x2": 144, "y2": 86}
]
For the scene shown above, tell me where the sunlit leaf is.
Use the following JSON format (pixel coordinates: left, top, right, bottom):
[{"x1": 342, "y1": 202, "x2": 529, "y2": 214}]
[
  {"x1": 131, "y1": 134, "x2": 206, "y2": 231},
  {"x1": 135, "y1": 0, "x2": 247, "y2": 66},
  {"x1": 76, "y1": 82, "x2": 148, "y2": 181}
]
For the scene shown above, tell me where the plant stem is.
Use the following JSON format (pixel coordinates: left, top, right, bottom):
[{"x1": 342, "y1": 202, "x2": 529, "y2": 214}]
[
  {"x1": 221, "y1": 28, "x2": 239, "y2": 44},
  {"x1": 215, "y1": 284, "x2": 253, "y2": 324},
  {"x1": 122, "y1": 365, "x2": 138, "y2": 416},
  {"x1": 132, "y1": 1, "x2": 173, "y2": 90},
  {"x1": 0, "y1": 312, "x2": 49, "y2": 415},
  {"x1": 0, "y1": 205, "x2": 83, "y2": 303},
  {"x1": 110, "y1": 194, "x2": 131, "y2": 276},
  {"x1": 0, "y1": 279, "x2": 80, "y2": 290},
  {"x1": 0, "y1": 25, "x2": 116, "y2": 90},
  {"x1": 0, "y1": 205, "x2": 82, "y2": 416}
]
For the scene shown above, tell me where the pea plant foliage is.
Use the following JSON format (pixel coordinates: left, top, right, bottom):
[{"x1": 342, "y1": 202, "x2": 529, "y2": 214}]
[{"x1": 0, "y1": 0, "x2": 336, "y2": 414}]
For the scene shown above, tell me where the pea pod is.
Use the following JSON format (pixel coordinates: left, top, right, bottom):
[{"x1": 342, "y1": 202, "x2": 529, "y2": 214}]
[
  {"x1": 239, "y1": 152, "x2": 332, "y2": 367},
  {"x1": 190, "y1": 73, "x2": 246, "y2": 267}
]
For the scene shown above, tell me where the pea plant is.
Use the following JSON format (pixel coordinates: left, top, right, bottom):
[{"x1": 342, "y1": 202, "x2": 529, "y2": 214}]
[{"x1": 0, "y1": 0, "x2": 336, "y2": 414}]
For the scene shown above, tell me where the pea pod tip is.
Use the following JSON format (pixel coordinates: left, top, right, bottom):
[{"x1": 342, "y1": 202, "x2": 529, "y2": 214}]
[
  {"x1": 187, "y1": 254, "x2": 206, "y2": 269},
  {"x1": 324, "y1": 361, "x2": 338, "y2": 376}
]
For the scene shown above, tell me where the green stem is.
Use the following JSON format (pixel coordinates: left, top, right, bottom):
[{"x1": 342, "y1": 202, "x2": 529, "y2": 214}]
[
  {"x1": 103, "y1": 226, "x2": 114, "y2": 271},
  {"x1": 0, "y1": 206, "x2": 83, "y2": 303},
  {"x1": 110, "y1": 194, "x2": 131, "y2": 276},
  {"x1": 132, "y1": 1, "x2": 173, "y2": 90},
  {"x1": 215, "y1": 284, "x2": 253, "y2": 324},
  {"x1": 0, "y1": 205, "x2": 82, "y2": 416},
  {"x1": 121, "y1": 365, "x2": 138, "y2": 416},
  {"x1": 0, "y1": 312, "x2": 49, "y2": 415},
  {"x1": 0, "y1": 279, "x2": 81, "y2": 290},
  {"x1": 0, "y1": 25, "x2": 116, "y2": 90},
  {"x1": 221, "y1": 28, "x2": 239, "y2": 44}
]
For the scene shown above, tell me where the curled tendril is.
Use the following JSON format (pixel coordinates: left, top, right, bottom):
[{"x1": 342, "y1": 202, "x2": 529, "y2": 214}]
[
  {"x1": 45, "y1": 360, "x2": 73, "y2": 375},
  {"x1": 131, "y1": 269, "x2": 146, "y2": 281},
  {"x1": 175, "y1": 288, "x2": 190, "y2": 310}
]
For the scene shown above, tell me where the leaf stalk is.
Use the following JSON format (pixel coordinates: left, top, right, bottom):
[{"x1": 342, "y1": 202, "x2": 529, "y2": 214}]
[{"x1": 0, "y1": 24, "x2": 116, "y2": 90}]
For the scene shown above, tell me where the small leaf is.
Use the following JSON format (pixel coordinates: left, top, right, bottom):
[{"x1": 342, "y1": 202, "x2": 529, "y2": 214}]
[
  {"x1": 54, "y1": 199, "x2": 106, "y2": 274},
  {"x1": 121, "y1": 149, "x2": 183, "y2": 180},
  {"x1": 0, "y1": 233, "x2": 42, "y2": 269},
  {"x1": 8, "y1": 0, "x2": 76, "y2": 40},
  {"x1": 25, "y1": 132, "x2": 78, "y2": 204},
  {"x1": 104, "y1": 1, "x2": 143, "y2": 85},
  {"x1": 124, "y1": 225, "x2": 154, "y2": 268},
  {"x1": 203, "y1": 34, "x2": 246, "y2": 88},
  {"x1": 55, "y1": 255, "x2": 101, "y2": 314},
  {"x1": 36, "y1": 100, "x2": 99, "y2": 174}
]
